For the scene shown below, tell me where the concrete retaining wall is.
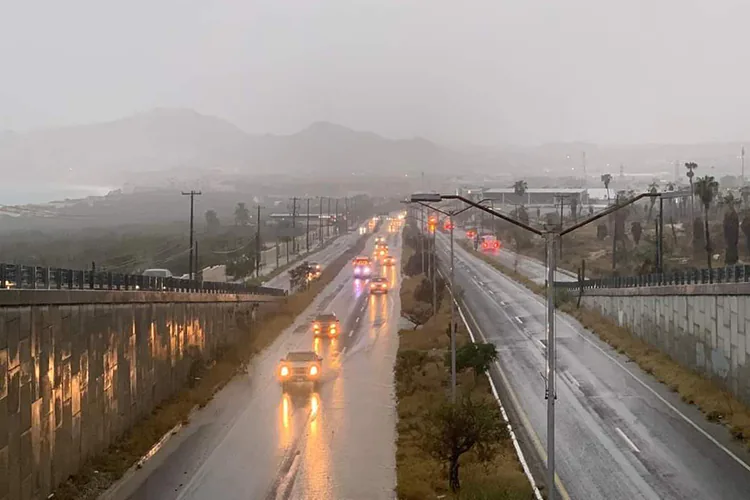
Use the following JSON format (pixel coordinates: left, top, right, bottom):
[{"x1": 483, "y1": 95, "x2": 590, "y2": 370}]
[
  {"x1": 0, "y1": 290, "x2": 272, "y2": 500},
  {"x1": 581, "y1": 283, "x2": 750, "y2": 406}
]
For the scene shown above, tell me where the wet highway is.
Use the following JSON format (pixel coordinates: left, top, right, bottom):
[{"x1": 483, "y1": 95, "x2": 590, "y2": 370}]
[
  {"x1": 264, "y1": 232, "x2": 364, "y2": 292},
  {"x1": 436, "y1": 232, "x2": 750, "y2": 499},
  {"x1": 455, "y1": 233, "x2": 575, "y2": 284},
  {"x1": 105, "y1": 224, "x2": 402, "y2": 500}
]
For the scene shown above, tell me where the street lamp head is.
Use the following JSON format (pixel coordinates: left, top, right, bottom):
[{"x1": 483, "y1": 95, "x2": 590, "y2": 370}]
[{"x1": 410, "y1": 192, "x2": 442, "y2": 203}]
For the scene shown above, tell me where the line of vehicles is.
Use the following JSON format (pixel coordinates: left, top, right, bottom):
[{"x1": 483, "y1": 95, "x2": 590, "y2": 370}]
[{"x1": 277, "y1": 229, "x2": 398, "y2": 393}]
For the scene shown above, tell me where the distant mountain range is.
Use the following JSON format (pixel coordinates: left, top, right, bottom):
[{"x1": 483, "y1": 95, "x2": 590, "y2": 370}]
[
  {"x1": 0, "y1": 108, "x2": 476, "y2": 187},
  {"x1": 2, "y1": 108, "x2": 747, "y2": 193}
]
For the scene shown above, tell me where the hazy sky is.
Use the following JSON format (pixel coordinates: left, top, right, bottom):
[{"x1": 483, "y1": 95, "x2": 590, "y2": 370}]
[{"x1": 2, "y1": 0, "x2": 749, "y2": 145}]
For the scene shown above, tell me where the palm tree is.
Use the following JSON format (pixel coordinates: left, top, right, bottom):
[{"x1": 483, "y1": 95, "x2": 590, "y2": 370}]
[
  {"x1": 685, "y1": 162, "x2": 698, "y2": 221},
  {"x1": 513, "y1": 180, "x2": 528, "y2": 204},
  {"x1": 205, "y1": 209, "x2": 220, "y2": 233},
  {"x1": 741, "y1": 185, "x2": 750, "y2": 207},
  {"x1": 234, "y1": 202, "x2": 250, "y2": 226},
  {"x1": 647, "y1": 181, "x2": 659, "y2": 221},
  {"x1": 570, "y1": 195, "x2": 579, "y2": 222},
  {"x1": 601, "y1": 174, "x2": 612, "y2": 204},
  {"x1": 694, "y1": 175, "x2": 719, "y2": 270}
]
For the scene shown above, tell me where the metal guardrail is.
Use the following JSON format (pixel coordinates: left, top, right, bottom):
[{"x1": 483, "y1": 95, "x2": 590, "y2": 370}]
[
  {"x1": 0, "y1": 263, "x2": 287, "y2": 296},
  {"x1": 555, "y1": 264, "x2": 750, "y2": 290}
]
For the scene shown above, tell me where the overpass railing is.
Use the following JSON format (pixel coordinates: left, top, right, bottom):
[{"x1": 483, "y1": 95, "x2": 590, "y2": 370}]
[
  {"x1": 555, "y1": 264, "x2": 750, "y2": 290},
  {"x1": 0, "y1": 263, "x2": 287, "y2": 296}
]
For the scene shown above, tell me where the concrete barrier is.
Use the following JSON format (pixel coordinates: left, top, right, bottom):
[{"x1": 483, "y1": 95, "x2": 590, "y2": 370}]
[
  {"x1": 0, "y1": 290, "x2": 273, "y2": 500},
  {"x1": 581, "y1": 283, "x2": 750, "y2": 406}
]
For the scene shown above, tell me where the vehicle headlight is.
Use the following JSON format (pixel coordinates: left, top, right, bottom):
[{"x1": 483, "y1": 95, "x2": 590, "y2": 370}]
[
  {"x1": 280, "y1": 366, "x2": 290, "y2": 377},
  {"x1": 314, "y1": 322, "x2": 320, "y2": 329},
  {"x1": 309, "y1": 365, "x2": 319, "y2": 376},
  {"x1": 364, "y1": 266, "x2": 370, "y2": 272}
]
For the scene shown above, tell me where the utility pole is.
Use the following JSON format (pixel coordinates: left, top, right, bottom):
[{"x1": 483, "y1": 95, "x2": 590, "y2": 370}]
[
  {"x1": 256, "y1": 205, "x2": 262, "y2": 277},
  {"x1": 291, "y1": 197, "x2": 298, "y2": 254},
  {"x1": 742, "y1": 146, "x2": 746, "y2": 186},
  {"x1": 181, "y1": 190, "x2": 202, "y2": 279},
  {"x1": 335, "y1": 198, "x2": 339, "y2": 235},
  {"x1": 344, "y1": 197, "x2": 349, "y2": 232},
  {"x1": 306, "y1": 198, "x2": 311, "y2": 252},
  {"x1": 194, "y1": 241, "x2": 199, "y2": 282},
  {"x1": 318, "y1": 197, "x2": 324, "y2": 243},
  {"x1": 327, "y1": 197, "x2": 331, "y2": 238},
  {"x1": 581, "y1": 151, "x2": 587, "y2": 187}
]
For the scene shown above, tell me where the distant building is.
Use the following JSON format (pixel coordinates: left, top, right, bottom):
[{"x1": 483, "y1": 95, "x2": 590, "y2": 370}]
[{"x1": 483, "y1": 188, "x2": 588, "y2": 206}]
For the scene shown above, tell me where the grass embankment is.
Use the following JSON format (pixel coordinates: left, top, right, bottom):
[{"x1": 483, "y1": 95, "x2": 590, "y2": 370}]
[
  {"x1": 395, "y1": 272, "x2": 533, "y2": 499},
  {"x1": 459, "y1": 240, "x2": 750, "y2": 450},
  {"x1": 53, "y1": 233, "x2": 369, "y2": 500}
]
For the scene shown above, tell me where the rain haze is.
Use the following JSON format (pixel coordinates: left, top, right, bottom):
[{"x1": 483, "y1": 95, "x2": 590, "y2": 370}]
[{"x1": 3, "y1": 0, "x2": 750, "y2": 145}]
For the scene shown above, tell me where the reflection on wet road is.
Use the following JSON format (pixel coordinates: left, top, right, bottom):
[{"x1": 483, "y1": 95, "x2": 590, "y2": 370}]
[{"x1": 105, "y1": 222, "x2": 402, "y2": 500}]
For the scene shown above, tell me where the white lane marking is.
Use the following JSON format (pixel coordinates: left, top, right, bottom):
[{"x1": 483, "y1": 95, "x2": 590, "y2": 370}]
[
  {"x1": 275, "y1": 453, "x2": 301, "y2": 500},
  {"x1": 616, "y1": 427, "x2": 641, "y2": 454},
  {"x1": 568, "y1": 374, "x2": 581, "y2": 387},
  {"x1": 488, "y1": 289, "x2": 495, "y2": 295},
  {"x1": 355, "y1": 317, "x2": 360, "y2": 323},
  {"x1": 349, "y1": 330, "x2": 354, "y2": 337},
  {"x1": 461, "y1": 242, "x2": 750, "y2": 474},
  {"x1": 341, "y1": 347, "x2": 348, "y2": 356},
  {"x1": 537, "y1": 340, "x2": 546, "y2": 350},
  {"x1": 500, "y1": 300, "x2": 506, "y2": 305},
  {"x1": 455, "y1": 300, "x2": 546, "y2": 500},
  {"x1": 515, "y1": 316, "x2": 524, "y2": 324}
]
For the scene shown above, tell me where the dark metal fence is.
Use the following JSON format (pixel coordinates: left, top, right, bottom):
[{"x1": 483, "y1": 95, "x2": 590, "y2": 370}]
[
  {"x1": 555, "y1": 264, "x2": 750, "y2": 290},
  {"x1": 0, "y1": 263, "x2": 287, "y2": 296}
]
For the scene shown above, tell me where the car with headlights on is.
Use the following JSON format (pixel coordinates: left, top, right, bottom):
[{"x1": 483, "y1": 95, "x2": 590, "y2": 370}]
[{"x1": 278, "y1": 351, "x2": 322, "y2": 391}]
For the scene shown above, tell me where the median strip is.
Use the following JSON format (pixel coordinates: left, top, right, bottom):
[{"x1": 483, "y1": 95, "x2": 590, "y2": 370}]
[{"x1": 395, "y1": 233, "x2": 534, "y2": 499}]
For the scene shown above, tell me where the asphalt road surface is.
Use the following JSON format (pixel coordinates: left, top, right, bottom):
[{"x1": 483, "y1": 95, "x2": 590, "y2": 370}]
[
  {"x1": 454, "y1": 232, "x2": 576, "y2": 284},
  {"x1": 264, "y1": 232, "x2": 364, "y2": 292},
  {"x1": 436, "y1": 232, "x2": 750, "y2": 500},
  {"x1": 104, "y1": 224, "x2": 402, "y2": 500}
]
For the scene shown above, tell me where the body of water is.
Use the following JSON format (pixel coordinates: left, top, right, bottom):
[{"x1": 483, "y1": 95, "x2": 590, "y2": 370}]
[{"x1": 0, "y1": 184, "x2": 114, "y2": 205}]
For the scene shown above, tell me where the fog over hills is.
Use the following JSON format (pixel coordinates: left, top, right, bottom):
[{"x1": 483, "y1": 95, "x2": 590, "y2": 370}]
[
  {"x1": 2, "y1": 108, "x2": 747, "y2": 198},
  {"x1": 0, "y1": 108, "x2": 472, "y2": 187}
]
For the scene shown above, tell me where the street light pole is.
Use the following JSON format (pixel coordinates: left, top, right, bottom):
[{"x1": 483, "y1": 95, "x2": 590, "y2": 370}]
[
  {"x1": 545, "y1": 232, "x2": 557, "y2": 500},
  {"x1": 450, "y1": 215, "x2": 456, "y2": 403},
  {"x1": 409, "y1": 191, "x2": 659, "y2": 500},
  {"x1": 432, "y1": 223, "x2": 437, "y2": 315}
]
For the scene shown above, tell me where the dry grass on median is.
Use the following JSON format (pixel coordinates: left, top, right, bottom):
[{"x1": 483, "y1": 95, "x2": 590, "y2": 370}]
[
  {"x1": 53, "y1": 234, "x2": 369, "y2": 500},
  {"x1": 396, "y1": 273, "x2": 534, "y2": 500},
  {"x1": 459, "y1": 240, "x2": 750, "y2": 451}
]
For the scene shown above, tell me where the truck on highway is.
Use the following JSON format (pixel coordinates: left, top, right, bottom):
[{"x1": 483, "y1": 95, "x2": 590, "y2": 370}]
[
  {"x1": 312, "y1": 312, "x2": 340, "y2": 338},
  {"x1": 277, "y1": 351, "x2": 323, "y2": 391},
  {"x1": 480, "y1": 234, "x2": 501, "y2": 251},
  {"x1": 353, "y1": 256, "x2": 373, "y2": 278}
]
